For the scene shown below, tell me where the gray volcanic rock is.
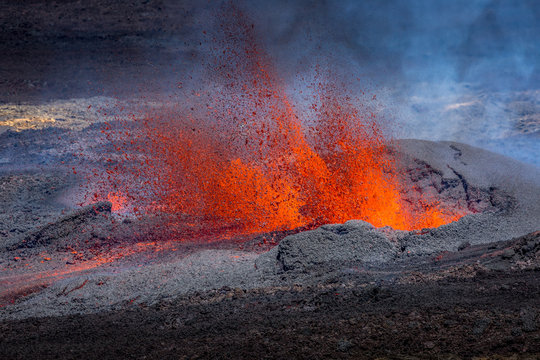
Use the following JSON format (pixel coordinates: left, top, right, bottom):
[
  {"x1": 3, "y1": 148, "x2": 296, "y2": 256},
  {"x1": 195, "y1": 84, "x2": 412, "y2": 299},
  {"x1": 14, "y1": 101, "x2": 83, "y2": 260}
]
[
  {"x1": 11, "y1": 201, "x2": 112, "y2": 249},
  {"x1": 396, "y1": 140, "x2": 540, "y2": 255},
  {"x1": 256, "y1": 220, "x2": 398, "y2": 272},
  {"x1": 0, "y1": 172, "x2": 70, "y2": 243}
]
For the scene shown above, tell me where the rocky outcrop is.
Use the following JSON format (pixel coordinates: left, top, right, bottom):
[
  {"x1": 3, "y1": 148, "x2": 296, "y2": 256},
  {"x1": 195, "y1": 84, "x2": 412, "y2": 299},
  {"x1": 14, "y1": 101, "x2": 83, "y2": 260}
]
[
  {"x1": 256, "y1": 220, "x2": 398, "y2": 272},
  {"x1": 12, "y1": 201, "x2": 111, "y2": 249}
]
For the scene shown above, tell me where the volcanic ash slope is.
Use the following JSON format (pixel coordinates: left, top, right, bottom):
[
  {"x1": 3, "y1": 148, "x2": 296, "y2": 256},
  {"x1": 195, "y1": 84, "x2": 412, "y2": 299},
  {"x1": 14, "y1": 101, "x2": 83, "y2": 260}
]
[
  {"x1": 257, "y1": 139, "x2": 540, "y2": 273},
  {"x1": 1, "y1": 139, "x2": 539, "y2": 319}
]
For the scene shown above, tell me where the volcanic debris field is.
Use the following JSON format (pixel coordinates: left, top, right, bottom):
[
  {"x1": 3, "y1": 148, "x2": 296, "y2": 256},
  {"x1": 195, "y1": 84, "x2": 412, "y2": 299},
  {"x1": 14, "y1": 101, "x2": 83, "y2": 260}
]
[{"x1": 1, "y1": 1, "x2": 540, "y2": 359}]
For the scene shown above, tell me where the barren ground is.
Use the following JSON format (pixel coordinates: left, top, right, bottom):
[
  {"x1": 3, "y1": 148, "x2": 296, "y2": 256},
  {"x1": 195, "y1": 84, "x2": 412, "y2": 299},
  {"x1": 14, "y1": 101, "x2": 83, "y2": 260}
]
[{"x1": 1, "y1": 1, "x2": 539, "y2": 359}]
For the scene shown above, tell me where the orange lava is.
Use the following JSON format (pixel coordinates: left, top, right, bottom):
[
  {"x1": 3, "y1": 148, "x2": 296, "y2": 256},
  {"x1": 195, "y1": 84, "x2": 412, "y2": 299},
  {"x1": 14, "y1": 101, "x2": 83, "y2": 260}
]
[
  {"x1": 107, "y1": 192, "x2": 127, "y2": 212},
  {"x1": 96, "y1": 5, "x2": 465, "y2": 235},
  {"x1": 0, "y1": 240, "x2": 175, "y2": 307}
]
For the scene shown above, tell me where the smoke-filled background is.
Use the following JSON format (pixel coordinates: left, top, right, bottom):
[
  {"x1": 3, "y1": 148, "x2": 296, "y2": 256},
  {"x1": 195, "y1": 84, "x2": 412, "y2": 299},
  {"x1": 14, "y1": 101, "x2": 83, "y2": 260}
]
[
  {"x1": 0, "y1": 0, "x2": 538, "y2": 165},
  {"x1": 242, "y1": 0, "x2": 540, "y2": 166}
]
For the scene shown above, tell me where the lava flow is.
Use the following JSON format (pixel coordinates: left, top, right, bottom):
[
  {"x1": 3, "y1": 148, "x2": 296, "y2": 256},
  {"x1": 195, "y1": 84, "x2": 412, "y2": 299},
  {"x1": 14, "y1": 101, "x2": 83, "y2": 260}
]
[{"x1": 93, "y1": 5, "x2": 466, "y2": 237}]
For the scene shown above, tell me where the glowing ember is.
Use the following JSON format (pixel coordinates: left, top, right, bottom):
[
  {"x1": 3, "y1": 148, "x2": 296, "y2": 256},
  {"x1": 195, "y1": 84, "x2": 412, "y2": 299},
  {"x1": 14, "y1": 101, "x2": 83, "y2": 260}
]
[
  {"x1": 92, "y1": 5, "x2": 466, "y2": 236},
  {"x1": 107, "y1": 192, "x2": 127, "y2": 213}
]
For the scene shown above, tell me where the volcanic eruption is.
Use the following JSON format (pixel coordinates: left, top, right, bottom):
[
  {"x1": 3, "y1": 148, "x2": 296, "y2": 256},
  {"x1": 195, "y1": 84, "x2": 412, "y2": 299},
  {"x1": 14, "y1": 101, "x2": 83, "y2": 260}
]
[
  {"x1": 93, "y1": 5, "x2": 466, "y2": 238},
  {"x1": 0, "y1": 0, "x2": 540, "y2": 360},
  {"x1": 2, "y1": 1, "x2": 539, "y2": 358}
]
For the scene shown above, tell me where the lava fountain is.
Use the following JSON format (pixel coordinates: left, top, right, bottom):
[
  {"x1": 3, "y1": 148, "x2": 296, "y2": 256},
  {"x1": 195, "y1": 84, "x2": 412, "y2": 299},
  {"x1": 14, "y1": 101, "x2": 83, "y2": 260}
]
[{"x1": 93, "y1": 5, "x2": 466, "y2": 237}]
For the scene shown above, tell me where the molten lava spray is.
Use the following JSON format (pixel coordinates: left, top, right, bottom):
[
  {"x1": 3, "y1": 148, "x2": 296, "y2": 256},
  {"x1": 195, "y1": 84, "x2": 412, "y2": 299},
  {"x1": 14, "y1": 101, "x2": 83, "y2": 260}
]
[{"x1": 96, "y1": 5, "x2": 464, "y2": 237}]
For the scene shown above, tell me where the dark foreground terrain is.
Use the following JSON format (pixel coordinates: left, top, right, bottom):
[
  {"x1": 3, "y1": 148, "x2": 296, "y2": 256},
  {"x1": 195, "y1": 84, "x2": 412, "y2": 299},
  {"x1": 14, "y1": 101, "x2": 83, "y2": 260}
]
[{"x1": 1, "y1": 261, "x2": 539, "y2": 359}]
